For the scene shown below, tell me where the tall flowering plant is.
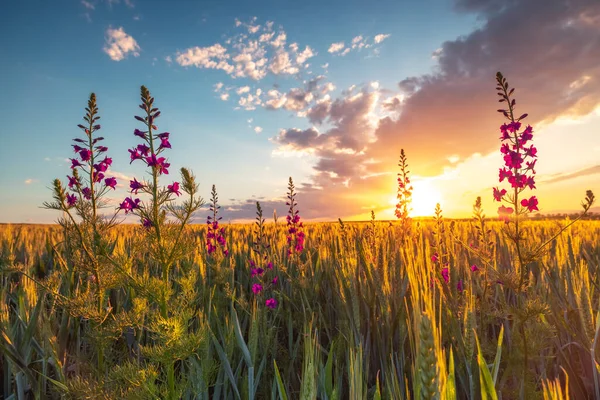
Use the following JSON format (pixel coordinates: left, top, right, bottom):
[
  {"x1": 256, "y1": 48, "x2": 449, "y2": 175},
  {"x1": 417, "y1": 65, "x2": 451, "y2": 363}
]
[
  {"x1": 285, "y1": 177, "x2": 305, "y2": 258},
  {"x1": 494, "y1": 72, "x2": 538, "y2": 223},
  {"x1": 44, "y1": 93, "x2": 120, "y2": 298},
  {"x1": 120, "y1": 86, "x2": 204, "y2": 290},
  {"x1": 493, "y1": 73, "x2": 595, "y2": 288},
  {"x1": 206, "y1": 184, "x2": 229, "y2": 258},
  {"x1": 395, "y1": 148, "x2": 413, "y2": 235},
  {"x1": 44, "y1": 93, "x2": 122, "y2": 371},
  {"x1": 249, "y1": 201, "x2": 278, "y2": 309}
]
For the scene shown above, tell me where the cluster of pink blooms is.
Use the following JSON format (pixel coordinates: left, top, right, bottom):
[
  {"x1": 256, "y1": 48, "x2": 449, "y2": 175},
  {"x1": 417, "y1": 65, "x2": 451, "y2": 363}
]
[
  {"x1": 494, "y1": 74, "x2": 539, "y2": 221},
  {"x1": 494, "y1": 121, "x2": 539, "y2": 221},
  {"x1": 249, "y1": 259, "x2": 278, "y2": 309},
  {"x1": 66, "y1": 122, "x2": 117, "y2": 208}
]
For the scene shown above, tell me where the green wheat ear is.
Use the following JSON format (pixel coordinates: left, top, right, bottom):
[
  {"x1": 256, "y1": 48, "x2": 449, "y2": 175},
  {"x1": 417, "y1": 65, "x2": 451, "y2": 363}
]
[{"x1": 419, "y1": 312, "x2": 439, "y2": 400}]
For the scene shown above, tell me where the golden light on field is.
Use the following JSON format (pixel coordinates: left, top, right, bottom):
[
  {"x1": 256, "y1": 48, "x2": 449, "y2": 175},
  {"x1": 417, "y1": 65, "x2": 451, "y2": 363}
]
[{"x1": 389, "y1": 179, "x2": 443, "y2": 217}]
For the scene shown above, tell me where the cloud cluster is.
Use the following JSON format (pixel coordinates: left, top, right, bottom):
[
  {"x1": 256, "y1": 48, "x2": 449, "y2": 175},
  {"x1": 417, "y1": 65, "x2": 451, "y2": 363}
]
[
  {"x1": 103, "y1": 27, "x2": 140, "y2": 61},
  {"x1": 175, "y1": 18, "x2": 315, "y2": 82},
  {"x1": 327, "y1": 33, "x2": 390, "y2": 56}
]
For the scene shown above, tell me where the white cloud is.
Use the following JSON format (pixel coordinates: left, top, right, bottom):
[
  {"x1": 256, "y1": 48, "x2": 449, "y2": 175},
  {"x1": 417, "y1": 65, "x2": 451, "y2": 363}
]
[
  {"x1": 269, "y1": 50, "x2": 298, "y2": 75},
  {"x1": 374, "y1": 34, "x2": 390, "y2": 44},
  {"x1": 165, "y1": 55, "x2": 172, "y2": 63},
  {"x1": 236, "y1": 86, "x2": 250, "y2": 94},
  {"x1": 295, "y1": 45, "x2": 315, "y2": 65},
  {"x1": 24, "y1": 179, "x2": 38, "y2": 185},
  {"x1": 328, "y1": 42, "x2": 345, "y2": 53},
  {"x1": 254, "y1": 126, "x2": 263, "y2": 133},
  {"x1": 176, "y1": 44, "x2": 234, "y2": 73},
  {"x1": 220, "y1": 93, "x2": 230, "y2": 101},
  {"x1": 214, "y1": 82, "x2": 224, "y2": 92},
  {"x1": 103, "y1": 27, "x2": 141, "y2": 61},
  {"x1": 259, "y1": 32, "x2": 275, "y2": 43},
  {"x1": 271, "y1": 32, "x2": 287, "y2": 48}
]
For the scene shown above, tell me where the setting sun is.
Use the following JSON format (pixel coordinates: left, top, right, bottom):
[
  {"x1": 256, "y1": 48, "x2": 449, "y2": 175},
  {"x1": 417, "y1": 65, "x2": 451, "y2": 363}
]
[
  {"x1": 388, "y1": 179, "x2": 443, "y2": 217},
  {"x1": 411, "y1": 180, "x2": 443, "y2": 217}
]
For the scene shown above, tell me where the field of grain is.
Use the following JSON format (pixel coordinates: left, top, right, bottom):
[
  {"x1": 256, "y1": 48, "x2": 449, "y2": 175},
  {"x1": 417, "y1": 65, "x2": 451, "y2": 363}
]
[{"x1": 2, "y1": 217, "x2": 600, "y2": 399}]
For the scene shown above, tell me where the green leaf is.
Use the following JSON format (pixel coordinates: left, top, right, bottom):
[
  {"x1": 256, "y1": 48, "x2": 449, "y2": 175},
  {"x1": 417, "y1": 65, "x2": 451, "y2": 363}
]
[
  {"x1": 475, "y1": 330, "x2": 498, "y2": 400},
  {"x1": 445, "y1": 348, "x2": 457, "y2": 400},
  {"x1": 324, "y1": 341, "x2": 335, "y2": 398},
  {"x1": 273, "y1": 360, "x2": 288, "y2": 400},
  {"x1": 491, "y1": 325, "x2": 504, "y2": 386}
]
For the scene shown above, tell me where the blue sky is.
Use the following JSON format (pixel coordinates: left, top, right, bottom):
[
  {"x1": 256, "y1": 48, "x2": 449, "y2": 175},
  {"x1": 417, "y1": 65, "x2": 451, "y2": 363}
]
[{"x1": 1, "y1": 0, "x2": 599, "y2": 223}]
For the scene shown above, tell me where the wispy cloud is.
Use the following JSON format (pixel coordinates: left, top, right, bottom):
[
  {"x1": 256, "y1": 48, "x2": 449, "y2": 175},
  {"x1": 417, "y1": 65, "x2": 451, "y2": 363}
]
[
  {"x1": 24, "y1": 179, "x2": 39, "y2": 185},
  {"x1": 103, "y1": 27, "x2": 141, "y2": 61},
  {"x1": 81, "y1": 0, "x2": 95, "y2": 10},
  {"x1": 543, "y1": 165, "x2": 600, "y2": 184}
]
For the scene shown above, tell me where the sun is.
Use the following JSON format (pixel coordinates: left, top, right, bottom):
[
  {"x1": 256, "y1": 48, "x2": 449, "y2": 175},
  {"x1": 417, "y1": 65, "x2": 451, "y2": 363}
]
[{"x1": 389, "y1": 180, "x2": 443, "y2": 217}]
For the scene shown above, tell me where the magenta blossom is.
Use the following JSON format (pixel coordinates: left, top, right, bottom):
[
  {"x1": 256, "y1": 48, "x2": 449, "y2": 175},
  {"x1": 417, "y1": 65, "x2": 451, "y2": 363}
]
[
  {"x1": 137, "y1": 144, "x2": 150, "y2": 156},
  {"x1": 457, "y1": 280, "x2": 464, "y2": 293},
  {"x1": 79, "y1": 149, "x2": 92, "y2": 162},
  {"x1": 265, "y1": 298, "x2": 278, "y2": 309},
  {"x1": 70, "y1": 158, "x2": 84, "y2": 169},
  {"x1": 66, "y1": 193, "x2": 77, "y2": 207},
  {"x1": 142, "y1": 218, "x2": 153, "y2": 229},
  {"x1": 471, "y1": 264, "x2": 479, "y2": 272},
  {"x1": 119, "y1": 197, "x2": 140, "y2": 213},
  {"x1": 441, "y1": 267, "x2": 449, "y2": 284},
  {"x1": 521, "y1": 196, "x2": 539, "y2": 212},
  {"x1": 252, "y1": 283, "x2": 263, "y2": 295},
  {"x1": 130, "y1": 178, "x2": 145, "y2": 194},
  {"x1": 146, "y1": 155, "x2": 170, "y2": 175},
  {"x1": 493, "y1": 187, "x2": 507, "y2": 202},
  {"x1": 159, "y1": 137, "x2": 171, "y2": 150},
  {"x1": 128, "y1": 148, "x2": 142, "y2": 163},
  {"x1": 67, "y1": 175, "x2": 80, "y2": 188},
  {"x1": 167, "y1": 182, "x2": 181, "y2": 196},
  {"x1": 82, "y1": 187, "x2": 92, "y2": 200},
  {"x1": 104, "y1": 177, "x2": 117, "y2": 190},
  {"x1": 133, "y1": 129, "x2": 147, "y2": 139}
]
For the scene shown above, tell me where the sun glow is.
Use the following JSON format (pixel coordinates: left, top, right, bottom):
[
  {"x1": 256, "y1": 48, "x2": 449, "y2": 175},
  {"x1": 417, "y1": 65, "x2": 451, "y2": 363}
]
[{"x1": 389, "y1": 179, "x2": 443, "y2": 217}]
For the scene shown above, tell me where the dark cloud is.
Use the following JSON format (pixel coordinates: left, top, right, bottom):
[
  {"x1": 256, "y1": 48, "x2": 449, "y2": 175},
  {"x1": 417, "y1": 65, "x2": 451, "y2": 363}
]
[{"x1": 370, "y1": 0, "x2": 600, "y2": 174}]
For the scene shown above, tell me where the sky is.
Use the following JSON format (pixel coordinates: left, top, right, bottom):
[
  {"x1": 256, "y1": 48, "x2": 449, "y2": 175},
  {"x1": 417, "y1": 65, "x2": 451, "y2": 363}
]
[{"x1": 0, "y1": 0, "x2": 598, "y2": 223}]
